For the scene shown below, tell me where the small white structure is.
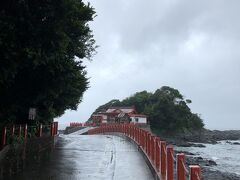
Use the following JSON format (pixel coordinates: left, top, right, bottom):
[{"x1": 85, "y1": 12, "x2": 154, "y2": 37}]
[
  {"x1": 91, "y1": 106, "x2": 148, "y2": 124},
  {"x1": 102, "y1": 115, "x2": 108, "y2": 123},
  {"x1": 129, "y1": 114, "x2": 147, "y2": 124}
]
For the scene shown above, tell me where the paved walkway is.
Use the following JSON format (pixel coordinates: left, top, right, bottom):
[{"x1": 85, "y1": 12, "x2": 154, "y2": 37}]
[{"x1": 4, "y1": 133, "x2": 154, "y2": 180}]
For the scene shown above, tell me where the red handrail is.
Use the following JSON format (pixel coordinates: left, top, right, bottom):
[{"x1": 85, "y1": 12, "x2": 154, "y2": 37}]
[
  {"x1": 155, "y1": 137, "x2": 160, "y2": 170},
  {"x1": 190, "y1": 165, "x2": 201, "y2": 180},
  {"x1": 167, "y1": 145, "x2": 174, "y2": 180},
  {"x1": 177, "y1": 153, "x2": 187, "y2": 180},
  {"x1": 88, "y1": 124, "x2": 202, "y2": 180},
  {"x1": 160, "y1": 141, "x2": 167, "y2": 179},
  {"x1": 1, "y1": 122, "x2": 58, "y2": 151}
]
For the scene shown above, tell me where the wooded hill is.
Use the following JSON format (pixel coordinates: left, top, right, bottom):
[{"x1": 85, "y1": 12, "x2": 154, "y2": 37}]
[{"x1": 93, "y1": 86, "x2": 204, "y2": 135}]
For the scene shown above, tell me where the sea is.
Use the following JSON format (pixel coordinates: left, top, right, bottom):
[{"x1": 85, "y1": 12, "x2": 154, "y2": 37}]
[{"x1": 175, "y1": 140, "x2": 240, "y2": 175}]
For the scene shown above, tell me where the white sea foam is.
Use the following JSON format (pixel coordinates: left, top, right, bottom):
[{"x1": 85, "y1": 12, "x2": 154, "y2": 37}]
[{"x1": 211, "y1": 156, "x2": 219, "y2": 161}]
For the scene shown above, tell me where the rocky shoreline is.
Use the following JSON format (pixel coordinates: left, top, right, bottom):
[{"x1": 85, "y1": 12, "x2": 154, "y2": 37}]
[
  {"x1": 176, "y1": 150, "x2": 240, "y2": 180},
  {"x1": 179, "y1": 129, "x2": 240, "y2": 144},
  {"x1": 157, "y1": 128, "x2": 240, "y2": 146},
  {"x1": 158, "y1": 129, "x2": 240, "y2": 180}
]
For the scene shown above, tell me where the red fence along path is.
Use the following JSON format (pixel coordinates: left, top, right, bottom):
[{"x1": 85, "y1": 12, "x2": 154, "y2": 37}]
[
  {"x1": 88, "y1": 124, "x2": 202, "y2": 180},
  {"x1": 1, "y1": 122, "x2": 58, "y2": 150}
]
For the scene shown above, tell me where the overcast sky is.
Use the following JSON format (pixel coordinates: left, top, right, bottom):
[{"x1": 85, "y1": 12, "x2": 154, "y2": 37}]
[{"x1": 57, "y1": 0, "x2": 240, "y2": 130}]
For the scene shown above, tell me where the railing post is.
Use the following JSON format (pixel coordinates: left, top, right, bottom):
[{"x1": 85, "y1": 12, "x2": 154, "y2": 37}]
[
  {"x1": 11, "y1": 125, "x2": 15, "y2": 136},
  {"x1": 177, "y1": 153, "x2": 186, "y2": 180},
  {"x1": 137, "y1": 128, "x2": 139, "y2": 144},
  {"x1": 136, "y1": 127, "x2": 138, "y2": 142},
  {"x1": 38, "y1": 124, "x2": 43, "y2": 137},
  {"x1": 145, "y1": 132, "x2": 148, "y2": 153},
  {"x1": 137, "y1": 127, "x2": 139, "y2": 143},
  {"x1": 190, "y1": 165, "x2": 201, "y2": 180},
  {"x1": 136, "y1": 127, "x2": 137, "y2": 141},
  {"x1": 151, "y1": 135, "x2": 155, "y2": 162},
  {"x1": 54, "y1": 122, "x2": 58, "y2": 135},
  {"x1": 155, "y1": 137, "x2": 160, "y2": 170},
  {"x1": 133, "y1": 126, "x2": 135, "y2": 140},
  {"x1": 128, "y1": 125, "x2": 130, "y2": 137},
  {"x1": 167, "y1": 145, "x2": 174, "y2": 180},
  {"x1": 130, "y1": 126, "x2": 133, "y2": 138},
  {"x1": 53, "y1": 122, "x2": 56, "y2": 135},
  {"x1": 132, "y1": 126, "x2": 134, "y2": 138},
  {"x1": 160, "y1": 141, "x2": 167, "y2": 179},
  {"x1": 18, "y1": 125, "x2": 22, "y2": 137},
  {"x1": 139, "y1": 129, "x2": 142, "y2": 144},
  {"x1": 147, "y1": 133, "x2": 151, "y2": 157},
  {"x1": 1, "y1": 127, "x2": 7, "y2": 149},
  {"x1": 139, "y1": 129, "x2": 142, "y2": 146},
  {"x1": 144, "y1": 131, "x2": 147, "y2": 152},
  {"x1": 50, "y1": 123, "x2": 54, "y2": 137},
  {"x1": 24, "y1": 124, "x2": 28, "y2": 141}
]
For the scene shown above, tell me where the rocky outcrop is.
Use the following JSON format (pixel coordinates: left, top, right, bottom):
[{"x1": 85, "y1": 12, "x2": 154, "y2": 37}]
[
  {"x1": 185, "y1": 155, "x2": 217, "y2": 166},
  {"x1": 176, "y1": 151, "x2": 240, "y2": 180},
  {"x1": 163, "y1": 129, "x2": 240, "y2": 180},
  {"x1": 177, "y1": 129, "x2": 240, "y2": 144},
  {"x1": 202, "y1": 169, "x2": 240, "y2": 180},
  {"x1": 226, "y1": 141, "x2": 240, "y2": 145}
]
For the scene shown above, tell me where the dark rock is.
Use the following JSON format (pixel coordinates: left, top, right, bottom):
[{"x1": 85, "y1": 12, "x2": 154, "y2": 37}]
[
  {"x1": 226, "y1": 141, "x2": 240, "y2": 145},
  {"x1": 175, "y1": 150, "x2": 195, "y2": 156},
  {"x1": 208, "y1": 160, "x2": 217, "y2": 166},
  {"x1": 174, "y1": 149, "x2": 239, "y2": 179},
  {"x1": 202, "y1": 167, "x2": 240, "y2": 180},
  {"x1": 233, "y1": 142, "x2": 240, "y2": 145},
  {"x1": 207, "y1": 140, "x2": 218, "y2": 144},
  {"x1": 156, "y1": 129, "x2": 240, "y2": 179},
  {"x1": 191, "y1": 143, "x2": 206, "y2": 147},
  {"x1": 185, "y1": 155, "x2": 217, "y2": 167},
  {"x1": 178, "y1": 143, "x2": 191, "y2": 147},
  {"x1": 177, "y1": 142, "x2": 206, "y2": 148},
  {"x1": 173, "y1": 129, "x2": 240, "y2": 144}
]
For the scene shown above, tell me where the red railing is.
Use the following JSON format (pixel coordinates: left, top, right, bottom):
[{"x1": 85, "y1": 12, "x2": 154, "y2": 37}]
[
  {"x1": 1, "y1": 122, "x2": 58, "y2": 150},
  {"x1": 88, "y1": 124, "x2": 202, "y2": 180},
  {"x1": 70, "y1": 122, "x2": 83, "y2": 127}
]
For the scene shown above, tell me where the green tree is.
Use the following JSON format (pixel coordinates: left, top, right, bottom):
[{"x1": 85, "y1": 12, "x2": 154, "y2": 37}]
[
  {"x1": 0, "y1": 0, "x2": 97, "y2": 126},
  {"x1": 121, "y1": 91, "x2": 152, "y2": 112},
  {"x1": 94, "y1": 99, "x2": 121, "y2": 114}
]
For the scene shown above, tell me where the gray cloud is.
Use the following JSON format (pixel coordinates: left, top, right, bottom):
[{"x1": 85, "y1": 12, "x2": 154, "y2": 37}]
[{"x1": 58, "y1": 0, "x2": 240, "y2": 130}]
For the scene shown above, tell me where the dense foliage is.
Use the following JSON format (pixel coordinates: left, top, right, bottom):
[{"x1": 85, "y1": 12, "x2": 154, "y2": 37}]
[
  {"x1": 0, "y1": 0, "x2": 97, "y2": 125},
  {"x1": 94, "y1": 86, "x2": 204, "y2": 134}
]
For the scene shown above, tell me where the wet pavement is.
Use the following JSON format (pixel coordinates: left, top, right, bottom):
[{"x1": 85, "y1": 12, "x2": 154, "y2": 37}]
[{"x1": 0, "y1": 133, "x2": 154, "y2": 180}]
